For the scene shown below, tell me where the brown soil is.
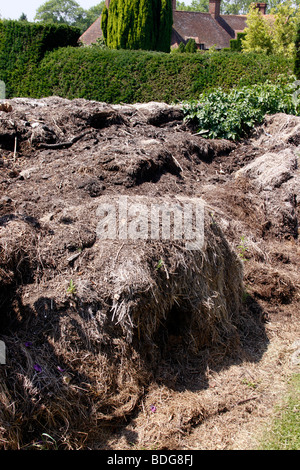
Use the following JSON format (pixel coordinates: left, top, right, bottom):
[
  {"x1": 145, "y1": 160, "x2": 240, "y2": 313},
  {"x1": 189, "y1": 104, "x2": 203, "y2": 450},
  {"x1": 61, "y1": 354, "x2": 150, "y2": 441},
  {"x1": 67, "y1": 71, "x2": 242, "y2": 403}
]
[{"x1": 0, "y1": 98, "x2": 299, "y2": 450}]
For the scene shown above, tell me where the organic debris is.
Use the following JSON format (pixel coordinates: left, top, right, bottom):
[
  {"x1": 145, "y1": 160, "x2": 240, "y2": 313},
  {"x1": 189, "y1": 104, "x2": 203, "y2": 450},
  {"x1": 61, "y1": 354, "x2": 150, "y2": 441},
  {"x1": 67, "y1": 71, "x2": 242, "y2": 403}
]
[{"x1": 0, "y1": 98, "x2": 299, "y2": 450}]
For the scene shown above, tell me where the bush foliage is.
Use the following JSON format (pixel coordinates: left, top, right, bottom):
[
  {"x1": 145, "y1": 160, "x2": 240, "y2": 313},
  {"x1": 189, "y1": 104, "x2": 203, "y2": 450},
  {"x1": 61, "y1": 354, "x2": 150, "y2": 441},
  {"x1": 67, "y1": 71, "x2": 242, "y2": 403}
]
[
  {"x1": 241, "y1": 3, "x2": 299, "y2": 59},
  {"x1": 10, "y1": 46, "x2": 292, "y2": 103},
  {"x1": 0, "y1": 20, "x2": 80, "y2": 97},
  {"x1": 182, "y1": 78, "x2": 300, "y2": 140},
  {"x1": 230, "y1": 32, "x2": 246, "y2": 52}
]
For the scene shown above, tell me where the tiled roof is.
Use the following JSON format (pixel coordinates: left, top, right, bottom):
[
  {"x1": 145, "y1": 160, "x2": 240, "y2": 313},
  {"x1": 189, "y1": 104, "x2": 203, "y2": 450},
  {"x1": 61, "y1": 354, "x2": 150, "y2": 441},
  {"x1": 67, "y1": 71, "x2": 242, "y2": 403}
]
[
  {"x1": 79, "y1": 16, "x2": 103, "y2": 45},
  {"x1": 172, "y1": 11, "x2": 247, "y2": 49},
  {"x1": 222, "y1": 13, "x2": 248, "y2": 31},
  {"x1": 79, "y1": 10, "x2": 248, "y2": 49}
]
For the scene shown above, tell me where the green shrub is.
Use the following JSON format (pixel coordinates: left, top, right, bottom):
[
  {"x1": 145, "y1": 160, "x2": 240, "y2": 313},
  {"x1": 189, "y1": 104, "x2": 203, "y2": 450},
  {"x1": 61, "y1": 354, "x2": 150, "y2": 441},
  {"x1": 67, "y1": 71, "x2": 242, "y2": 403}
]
[
  {"x1": 182, "y1": 78, "x2": 299, "y2": 140},
  {"x1": 185, "y1": 38, "x2": 197, "y2": 53},
  {"x1": 13, "y1": 47, "x2": 292, "y2": 103},
  {"x1": 230, "y1": 32, "x2": 246, "y2": 52},
  {"x1": 177, "y1": 42, "x2": 186, "y2": 53},
  {"x1": 0, "y1": 20, "x2": 80, "y2": 97}
]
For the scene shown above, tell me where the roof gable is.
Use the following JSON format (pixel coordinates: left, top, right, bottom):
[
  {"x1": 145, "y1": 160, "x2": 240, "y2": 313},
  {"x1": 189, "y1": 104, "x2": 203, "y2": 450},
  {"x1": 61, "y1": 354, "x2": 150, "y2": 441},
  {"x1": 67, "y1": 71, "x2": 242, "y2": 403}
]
[
  {"x1": 79, "y1": 9, "x2": 249, "y2": 49},
  {"x1": 172, "y1": 10, "x2": 247, "y2": 49},
  {"x1": 80, "y1": 17, "x2": 103, "y2": 45}
]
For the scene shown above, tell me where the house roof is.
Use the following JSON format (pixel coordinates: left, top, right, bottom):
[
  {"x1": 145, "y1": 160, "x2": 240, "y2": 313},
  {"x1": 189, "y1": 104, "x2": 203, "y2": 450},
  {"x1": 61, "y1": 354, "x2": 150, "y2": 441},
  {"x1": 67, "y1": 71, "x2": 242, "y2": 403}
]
[
  {"x1": 79, "y1": 16, "x2": 103, "y2": 45},
  {"x1": 79, "y1": 9, "x2": 248, "y2": 49},
  {"x1": 222, "y1": 13, "x2": 248, "y2": 33},
  {"x1": 172, "y1": 10, "x2": 247, "y2": 49}
]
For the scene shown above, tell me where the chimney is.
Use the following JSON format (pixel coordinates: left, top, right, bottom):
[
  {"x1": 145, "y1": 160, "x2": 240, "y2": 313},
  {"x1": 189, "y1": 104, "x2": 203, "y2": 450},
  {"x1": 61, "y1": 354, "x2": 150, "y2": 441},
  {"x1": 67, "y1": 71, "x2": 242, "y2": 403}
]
[
  {"x1": 172, "y1": 0, "x2": 176, "y2": 10},
  {"x1": 209, "y1": 0, "x2": 221, "y2": 19},
  {"x1": 255, "y1": 3, "x2": 267, "y2": 15}
]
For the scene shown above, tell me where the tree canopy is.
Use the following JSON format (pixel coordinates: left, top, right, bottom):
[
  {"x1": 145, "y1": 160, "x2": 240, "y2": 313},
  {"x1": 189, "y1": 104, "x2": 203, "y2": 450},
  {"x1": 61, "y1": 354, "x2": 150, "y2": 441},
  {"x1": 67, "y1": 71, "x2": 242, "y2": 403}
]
[
  {"x1": 242, "y1": 2, "x2": 300, "y2": 58},
  {"x1": 34, "y1": 0, "x2": 105, "y2": 33},
  {"x1": 176, "y1": 0, "x2": 300, "y2": 14},
  {"x1": 176, "y1": 0, "x2": 253, "y2": 14}
]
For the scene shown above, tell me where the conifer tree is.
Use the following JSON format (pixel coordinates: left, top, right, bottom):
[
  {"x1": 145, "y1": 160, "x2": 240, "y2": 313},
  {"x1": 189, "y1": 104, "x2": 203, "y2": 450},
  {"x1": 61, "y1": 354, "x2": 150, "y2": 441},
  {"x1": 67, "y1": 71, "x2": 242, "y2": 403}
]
[
  {"x1": 241, "y1": 3, "x2": 273, "y2": 54},
  {"x1": 185, "y1": 38, "x2": 197, "y2": 52},
  {"x1": 101, "y1": 0, "x2": 173, "y2": 52},
  {"x1": 157, "y1": 0, "x2": 173, "y2": 52},
  {"x1": 101, "y1": 5, "x2": 108, "y2": 42}
]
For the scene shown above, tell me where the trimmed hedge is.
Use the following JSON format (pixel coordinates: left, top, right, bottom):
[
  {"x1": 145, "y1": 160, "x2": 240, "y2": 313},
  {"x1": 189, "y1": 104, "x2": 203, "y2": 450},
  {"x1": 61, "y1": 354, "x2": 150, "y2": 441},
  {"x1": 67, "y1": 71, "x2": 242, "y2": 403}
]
[
  {"x1": 230, "y1": 33, "x2": 246, "y2": 52},
  {"x1": 17, "y1": 47, "x2": 292, "y2": 104},
  {"x1": 0, "y1": 20, "x2": 81, "y2": 97}
]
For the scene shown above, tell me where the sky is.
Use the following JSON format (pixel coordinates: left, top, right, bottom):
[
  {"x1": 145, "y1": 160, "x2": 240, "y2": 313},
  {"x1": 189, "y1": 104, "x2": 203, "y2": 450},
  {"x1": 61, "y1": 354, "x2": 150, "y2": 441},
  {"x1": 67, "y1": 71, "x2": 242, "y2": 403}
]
[
  {"x1": 0, "y1": 0, "x2": 193, "y2": 22},
  {"x1": 0, "y1": 1, "x2": 102, "y2": 21}
]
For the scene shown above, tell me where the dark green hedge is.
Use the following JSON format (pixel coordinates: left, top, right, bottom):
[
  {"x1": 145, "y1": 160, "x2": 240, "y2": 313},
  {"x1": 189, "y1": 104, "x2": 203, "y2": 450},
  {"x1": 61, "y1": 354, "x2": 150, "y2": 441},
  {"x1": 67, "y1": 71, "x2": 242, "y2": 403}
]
[
  {"x1": 17, "y1": 47, "x2": 292, "y2": 104},
  {"x1": 230, "y1": 33, "x2": 246, "y2": 52},
  {"x1": 0, "y1": 20, "x2": 80, "y2": 97}
]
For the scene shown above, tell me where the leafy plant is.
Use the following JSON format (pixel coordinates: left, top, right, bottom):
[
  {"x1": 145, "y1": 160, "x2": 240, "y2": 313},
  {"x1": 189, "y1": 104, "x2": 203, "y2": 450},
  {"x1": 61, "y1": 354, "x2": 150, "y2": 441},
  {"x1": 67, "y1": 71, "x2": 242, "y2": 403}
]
[
  {"x1": 67, "y1": 279, "x2": 76, "y2": 295},
  {"x1": 237, "y1": 235, "x2": 249, "y2": 261},
  {"x1": 31, "y1": 433, "x2": 58, "y2": 450},
  {"x1": 182, "y1": 78, "x2": 300, "y2": 140},
  {"x1": 242, "y1": 378, "x2": 258, "y2": 389},
  {"x1": 155, "y1": 259, "x2": 164, "y2": 270}
]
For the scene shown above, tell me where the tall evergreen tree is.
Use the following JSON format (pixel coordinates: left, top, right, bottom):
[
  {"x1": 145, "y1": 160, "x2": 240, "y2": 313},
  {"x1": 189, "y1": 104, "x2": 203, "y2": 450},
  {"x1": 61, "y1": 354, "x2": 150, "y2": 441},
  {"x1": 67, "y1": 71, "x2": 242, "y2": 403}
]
[
  {"x1": 101, "y1": 0, "x2": 173, "y2": 52},
  {"x1": 241, "y1": 3, "x2": 273, "y2": 54},
  {"x1": 157, "y1": 0, "x2": 173, "y2": 52},
  {"x1": 101, "y1": 5, "x2": 109, "y2": 42}
]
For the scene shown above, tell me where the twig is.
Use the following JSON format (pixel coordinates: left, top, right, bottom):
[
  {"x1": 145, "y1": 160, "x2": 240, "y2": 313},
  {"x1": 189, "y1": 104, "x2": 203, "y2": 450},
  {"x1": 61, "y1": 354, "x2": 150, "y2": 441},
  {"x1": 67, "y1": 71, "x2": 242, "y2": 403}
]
[
  {"x1": 67, "y1": 252, "x2": 81, "y2": 264},
  {"x1": 113, "y1": 242, "x2": 125, "y2": 267},
  {"x1": 236, "y1": 396, "x2": 259, "y2": 406},
  {"x1": 52, "y1": 117, "x2": 64, "y2": 137},
  {"x1": 171, "y1": 154, "x2": 184, "y2": 173},
  {"x1": 39, "y1": 131, "x2": 90, "y2": 149},
  {"x1": 13, "y1": 137, "x2": 17, "y2": 162}
]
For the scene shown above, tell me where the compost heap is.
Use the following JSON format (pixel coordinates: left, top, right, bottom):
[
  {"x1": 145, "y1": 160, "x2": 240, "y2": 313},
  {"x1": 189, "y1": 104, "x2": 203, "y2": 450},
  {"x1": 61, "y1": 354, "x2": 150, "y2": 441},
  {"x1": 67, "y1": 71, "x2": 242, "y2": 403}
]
[{"x1": 0, "y1": 98, "x2": 299, "y2": 449}]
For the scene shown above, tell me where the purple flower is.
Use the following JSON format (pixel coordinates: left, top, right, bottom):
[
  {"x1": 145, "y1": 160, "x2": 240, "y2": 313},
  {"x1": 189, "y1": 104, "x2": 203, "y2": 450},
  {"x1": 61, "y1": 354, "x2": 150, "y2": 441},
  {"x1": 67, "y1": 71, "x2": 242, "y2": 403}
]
[
  {"x1": 34, "y1": 364, "x2": 42, "y2": 372},
  {"x1": 150, "y1": 405, "x2": 157, "y2": 413},
  {"x1": 25, "y1": 342, "x2": 32, "y2": 348},
  {"x1": 57, "y1": 366, "x2": 65, "y2": 373}
]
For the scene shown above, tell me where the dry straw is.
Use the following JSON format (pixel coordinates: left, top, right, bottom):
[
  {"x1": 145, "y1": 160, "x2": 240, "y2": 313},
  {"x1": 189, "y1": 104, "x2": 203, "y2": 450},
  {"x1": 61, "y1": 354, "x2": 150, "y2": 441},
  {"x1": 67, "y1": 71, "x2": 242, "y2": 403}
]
[{"x1": 0, "y1": 205, "x2": 245, "y2": 449}]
